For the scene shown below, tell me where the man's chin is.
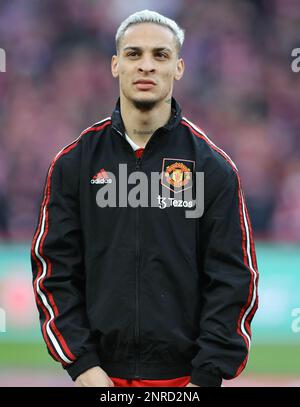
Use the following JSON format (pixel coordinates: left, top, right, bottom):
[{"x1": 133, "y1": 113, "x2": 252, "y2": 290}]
[{"x1": 131, "y1": 96, "x2": 158, "y2": 112}]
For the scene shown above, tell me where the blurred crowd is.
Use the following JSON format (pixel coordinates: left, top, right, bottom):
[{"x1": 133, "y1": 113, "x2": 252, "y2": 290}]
[{"x1": 0, "y1": 0, "x2": 299, "y2": 241}]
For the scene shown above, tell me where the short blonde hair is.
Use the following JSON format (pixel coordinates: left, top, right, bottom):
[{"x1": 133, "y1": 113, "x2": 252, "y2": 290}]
[{"x1": 115, "y1": 9, "x2": 185, "y2": 56}]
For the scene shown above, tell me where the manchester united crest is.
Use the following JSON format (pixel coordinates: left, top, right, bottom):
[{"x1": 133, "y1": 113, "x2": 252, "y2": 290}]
[{"x1": 161, "y1": 158, "x2": 195, "y2": 193}]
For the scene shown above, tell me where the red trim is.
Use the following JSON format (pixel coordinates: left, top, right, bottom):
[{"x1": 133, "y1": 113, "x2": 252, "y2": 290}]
[
  {"x1": 234, "y1": 354, "x2": 248, "y2": 377},
  {"x1": 35, "y1": 291, "x2": 67, "y2": 366},
  {"x1": 81, "y1": 123, "x2": 111, "y2": 136},
  {"x1": 243, "y1": 196, "x2": 259, "y2": 334},
  {"x1": 110, "y1": 375, "x2": 191, "y2": 387},
  {"x1": 31, "y1": 180, "x2": 66, "y2": 364},
  {"x1": 235, "y1": 187, "x2": 254, "y2": 341},
  {"x1": 39, "y1": 143, "x2": 77, "y2": 362},
  {"x1": 244, "y1": 200, "x2": 258, "y2": 271},
  {"x1": 245, "y1": 297, "x2": 259, "y2": 336},
  {"x1": 32, "y1": 120, "x2": 111, "y2": 363},
  {"x1": 181, "y1": 119, "x2": 258, "y2": 377}
]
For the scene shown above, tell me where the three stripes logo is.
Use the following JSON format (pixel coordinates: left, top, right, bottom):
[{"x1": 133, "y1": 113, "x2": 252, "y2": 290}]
[{"x1": 90, "y1": 168, "x2": 112, "y2": 184}]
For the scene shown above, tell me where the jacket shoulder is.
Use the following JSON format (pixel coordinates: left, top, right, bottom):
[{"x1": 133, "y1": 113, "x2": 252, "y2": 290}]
[
  {"x1": 43, "y1": 116, "x2": 111, "y2": 195},
  {"x1": 79, "y1": 117, "x2": 112, "y2": 139},
  {"x1": 53, "y1": 117, "x2": 112, "y2": 167}
]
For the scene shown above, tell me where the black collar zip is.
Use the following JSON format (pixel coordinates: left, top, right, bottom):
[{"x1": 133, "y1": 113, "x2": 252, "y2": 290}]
[
  {"x1": 112, "y1": 97, "x2": 182, "y2": 169},
  {"x1": 111, "y1": 96, "x2": 182, "y2": 136}
]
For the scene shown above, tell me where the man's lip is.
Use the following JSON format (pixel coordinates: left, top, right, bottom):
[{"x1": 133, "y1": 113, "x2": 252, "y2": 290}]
[
  {"x1": 134, "y1": 80, "x2": 156, "y2": 85},
  {"x1": 134, "y1": 82, "x2": 156, "y2": 90}
]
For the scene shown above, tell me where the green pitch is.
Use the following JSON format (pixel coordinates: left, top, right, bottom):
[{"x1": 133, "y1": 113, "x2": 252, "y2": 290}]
[{"x1": 0, "y1": 342, "x2": 299, "y2": 375}]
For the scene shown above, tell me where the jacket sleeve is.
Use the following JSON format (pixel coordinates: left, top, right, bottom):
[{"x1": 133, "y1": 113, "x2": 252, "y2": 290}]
[
  {"x1": 30, "y1": 148, "x2": 100, "y2": 381},
  {"x1": 190, "y1": 166, "x2": 259, "y2": 387}
]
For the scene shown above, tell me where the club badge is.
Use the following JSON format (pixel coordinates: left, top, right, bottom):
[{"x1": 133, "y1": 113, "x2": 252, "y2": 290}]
[{"x1": 161, "y1": 158, "x2": 195, "y2": 193}]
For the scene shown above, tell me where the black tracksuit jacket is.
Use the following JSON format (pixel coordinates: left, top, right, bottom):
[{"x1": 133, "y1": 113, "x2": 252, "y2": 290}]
[{"x1": 31, "y1": 96, "x2": 259, "y2": 387}]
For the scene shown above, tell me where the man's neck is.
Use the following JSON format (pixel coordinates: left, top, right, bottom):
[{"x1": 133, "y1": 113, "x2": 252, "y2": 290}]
[{"x1": 120, "y1": 96, "x2": 172, "y2": 148}]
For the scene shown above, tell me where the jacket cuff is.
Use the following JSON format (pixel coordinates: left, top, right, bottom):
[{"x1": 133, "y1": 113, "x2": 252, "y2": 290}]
[
  {"x1": 64, "y1": 350, "x2": 101, "y2": 381},
  {"x1": 190, "y1": 367, "x2": 222, "y2": 387}
]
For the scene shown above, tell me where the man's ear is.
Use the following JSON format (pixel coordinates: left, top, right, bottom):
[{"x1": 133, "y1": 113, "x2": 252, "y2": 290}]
[
  {"x1": 174, "y1": 58, "x2": 185, "y2": 81},
  {"x1": 111, "y1": 55, "x2": 119, "y2": 79}
]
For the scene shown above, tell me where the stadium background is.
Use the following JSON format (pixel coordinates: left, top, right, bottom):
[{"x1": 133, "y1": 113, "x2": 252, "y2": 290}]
[{"x1": 0, "y1": 0, "x2": 299, "y2": 386}]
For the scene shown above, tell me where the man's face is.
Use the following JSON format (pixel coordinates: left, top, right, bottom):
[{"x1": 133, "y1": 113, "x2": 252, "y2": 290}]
[{"x1": 111, "y1": 23, "x2": 184, "y2": 109}]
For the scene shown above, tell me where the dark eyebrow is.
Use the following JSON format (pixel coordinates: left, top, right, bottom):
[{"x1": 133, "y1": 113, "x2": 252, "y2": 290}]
[{"x1": 123, "y1": 46, "x2": 172, "y2": 53}]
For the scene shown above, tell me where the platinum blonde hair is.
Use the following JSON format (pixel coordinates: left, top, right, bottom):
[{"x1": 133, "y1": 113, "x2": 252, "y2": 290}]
[{"x1": 115, "y1": 9, "x2": 185, "y2": 57}]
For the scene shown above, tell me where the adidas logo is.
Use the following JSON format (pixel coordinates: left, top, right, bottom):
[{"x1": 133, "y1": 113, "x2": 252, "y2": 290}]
[{"x1": 90, "y1": 168, "x2": 112, "y2": 184}]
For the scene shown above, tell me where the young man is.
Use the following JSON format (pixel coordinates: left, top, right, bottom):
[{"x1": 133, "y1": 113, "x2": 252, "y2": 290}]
[{"x1": 31, "y1": 10, "x2": 259, "y2": 387}]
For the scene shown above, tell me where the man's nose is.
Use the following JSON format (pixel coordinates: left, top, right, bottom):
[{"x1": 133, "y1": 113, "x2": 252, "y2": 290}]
[{"x1": 138, "y1": 56, "x2": 155, "y2": 72}]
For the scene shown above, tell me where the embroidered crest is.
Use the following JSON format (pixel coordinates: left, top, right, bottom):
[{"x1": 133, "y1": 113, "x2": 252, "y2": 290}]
[{"x1": 161, "y1": 158, "x2": 195, "y2": 193}]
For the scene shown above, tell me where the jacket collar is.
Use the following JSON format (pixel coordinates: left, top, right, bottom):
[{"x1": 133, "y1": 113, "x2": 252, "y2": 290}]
[{"x1": 111, "y1": 96, "x2": 182, "y2": 136}]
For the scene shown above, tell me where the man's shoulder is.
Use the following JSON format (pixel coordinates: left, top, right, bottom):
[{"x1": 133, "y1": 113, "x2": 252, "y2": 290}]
[
  {"x1": 67, "y1": 116, "x2": 112, "y2": 148},
  {"x1": 79, "y1": 116, "x2": 112, "y2": 139},
  {"x1": 75, "y1": 116, "x2": 112, "y2": 150},
  {"x1": 52, "y1": 116, "x2": 112, "y2": 166}
]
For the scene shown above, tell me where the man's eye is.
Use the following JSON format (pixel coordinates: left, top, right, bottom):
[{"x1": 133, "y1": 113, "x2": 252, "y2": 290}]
[
  {"x1": 156, "y1": 53, "x2": 168, "y2": 58},
  {"x1": 127, "y1": 52, "x2": 138, "y2": 57}
]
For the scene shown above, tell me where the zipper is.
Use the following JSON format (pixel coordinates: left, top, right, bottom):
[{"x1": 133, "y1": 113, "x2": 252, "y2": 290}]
[
  {"x1": 134, "y1": 155, "x2": 141, "y2": 378},
  {"x1": 131, "y1": 133, "x2": 160, "y2": 377},
  {"x1": 112, "y1": 124, "x2": 162, "y2": 378}
]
